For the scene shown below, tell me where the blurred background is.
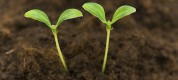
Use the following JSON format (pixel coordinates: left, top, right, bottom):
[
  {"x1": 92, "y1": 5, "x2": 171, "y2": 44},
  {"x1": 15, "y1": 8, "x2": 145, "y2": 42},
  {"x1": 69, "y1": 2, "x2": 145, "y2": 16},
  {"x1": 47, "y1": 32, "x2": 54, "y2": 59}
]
[{"x1": 0, "y1": 0, "x2": 178, "y2": 80}]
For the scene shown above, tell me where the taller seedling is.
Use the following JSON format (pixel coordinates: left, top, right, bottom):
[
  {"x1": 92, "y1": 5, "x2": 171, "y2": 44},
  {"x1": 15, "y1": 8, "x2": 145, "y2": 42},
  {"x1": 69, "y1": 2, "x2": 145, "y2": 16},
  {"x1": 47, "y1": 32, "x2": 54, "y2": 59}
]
[
  {"x1": 25, "y1": 9, "x2": 83, "y2": 71},
  {"x1": 83, "y1": 2, "x2": 136, "y2": 73}
]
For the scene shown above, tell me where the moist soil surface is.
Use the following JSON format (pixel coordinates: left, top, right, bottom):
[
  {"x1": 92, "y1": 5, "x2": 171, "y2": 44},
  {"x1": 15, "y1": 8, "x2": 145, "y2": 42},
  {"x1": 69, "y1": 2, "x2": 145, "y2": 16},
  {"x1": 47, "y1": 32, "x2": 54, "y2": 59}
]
[{"x1": 0, "y1": 0, "x2": 178, "y2": 80}]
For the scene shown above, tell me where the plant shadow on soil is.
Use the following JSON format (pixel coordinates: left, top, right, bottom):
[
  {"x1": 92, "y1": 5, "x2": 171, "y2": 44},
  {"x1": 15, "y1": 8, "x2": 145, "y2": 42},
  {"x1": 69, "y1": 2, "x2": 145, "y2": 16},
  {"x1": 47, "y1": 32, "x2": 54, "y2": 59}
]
[{"x1": 0, "y1": 0, "x2": 178, "y2": 80}]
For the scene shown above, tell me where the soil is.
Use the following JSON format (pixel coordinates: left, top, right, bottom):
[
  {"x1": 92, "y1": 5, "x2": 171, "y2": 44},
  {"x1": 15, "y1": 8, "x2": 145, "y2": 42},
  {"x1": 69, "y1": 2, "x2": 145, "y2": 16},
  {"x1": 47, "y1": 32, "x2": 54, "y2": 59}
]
[{"x1": 0, "y1": 0, "x2": 178, "y2": 80}]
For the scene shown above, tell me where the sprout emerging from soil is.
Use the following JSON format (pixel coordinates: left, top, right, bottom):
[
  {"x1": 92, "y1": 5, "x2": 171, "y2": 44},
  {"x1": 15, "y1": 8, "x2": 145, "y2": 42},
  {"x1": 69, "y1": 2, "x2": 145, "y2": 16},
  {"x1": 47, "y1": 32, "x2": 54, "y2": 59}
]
[
  {"x1": 24, "y1": 9, "x2": 83, "y2": 71},
  {"x1": 83, "y1": 2, "x2": 136, "y2": 73}
]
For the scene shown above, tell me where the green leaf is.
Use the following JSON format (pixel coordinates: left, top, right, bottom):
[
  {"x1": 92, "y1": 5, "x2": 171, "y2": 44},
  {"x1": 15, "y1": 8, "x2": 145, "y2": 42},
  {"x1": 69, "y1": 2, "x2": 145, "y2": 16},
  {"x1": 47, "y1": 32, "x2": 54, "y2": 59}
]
[
  {"x1": 56, "y1": 9, "x2": 83, "y2": 27},
  {"x1": 111, "y1": 5, "x2": 136, "y2": 24},
  {"x1": 83, "y1": 2, "x2": 106, "y2": 23},
  {"x1": 24, "y1": 9, "x2": 51, "y2": 27}
]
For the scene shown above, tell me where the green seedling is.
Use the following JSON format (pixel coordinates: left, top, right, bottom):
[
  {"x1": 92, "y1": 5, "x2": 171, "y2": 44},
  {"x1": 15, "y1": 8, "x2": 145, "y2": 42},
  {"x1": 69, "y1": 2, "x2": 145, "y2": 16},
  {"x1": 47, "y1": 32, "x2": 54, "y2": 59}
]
[
  {"x1": 83, "y1": 2, "x2": 136, "y2": 73},
  {"x1": 24, "y1": 9, "x2": 83, "y2": 71}
]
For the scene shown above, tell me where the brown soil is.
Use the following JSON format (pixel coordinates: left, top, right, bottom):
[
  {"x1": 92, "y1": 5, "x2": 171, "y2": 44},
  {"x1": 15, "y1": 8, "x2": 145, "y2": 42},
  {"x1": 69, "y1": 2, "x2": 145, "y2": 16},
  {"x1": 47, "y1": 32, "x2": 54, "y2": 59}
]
[{"x1": 0, "y1": 0, "x2": 178, "y2": 80}]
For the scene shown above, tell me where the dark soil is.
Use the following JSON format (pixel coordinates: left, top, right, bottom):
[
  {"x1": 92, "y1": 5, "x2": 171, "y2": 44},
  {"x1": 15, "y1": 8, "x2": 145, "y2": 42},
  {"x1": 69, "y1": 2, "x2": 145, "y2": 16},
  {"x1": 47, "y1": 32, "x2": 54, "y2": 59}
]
[{"x1": 0, "y1": 0, "x2": 178, "y2": 80}]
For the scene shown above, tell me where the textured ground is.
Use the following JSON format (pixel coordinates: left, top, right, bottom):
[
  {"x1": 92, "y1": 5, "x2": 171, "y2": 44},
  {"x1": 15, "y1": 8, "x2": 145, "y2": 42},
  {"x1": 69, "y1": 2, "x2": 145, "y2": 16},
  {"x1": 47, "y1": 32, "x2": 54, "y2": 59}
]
[{"x1": 0, "y1": 0, "x2": 178, "y2": 80}]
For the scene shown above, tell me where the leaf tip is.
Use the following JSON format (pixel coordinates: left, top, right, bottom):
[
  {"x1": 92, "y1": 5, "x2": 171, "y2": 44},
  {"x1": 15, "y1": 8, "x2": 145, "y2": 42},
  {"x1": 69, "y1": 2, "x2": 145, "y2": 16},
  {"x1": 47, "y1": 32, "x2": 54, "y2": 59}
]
[
  {"x1": 124, "y1": 5, "x2": 136, "y2": 13},
  {"x1": 24, "y1": 10, "x2": 30, "y2": 18},
  {"x1": 131, "y1": 6, "x2": 136, "y2": 13}
]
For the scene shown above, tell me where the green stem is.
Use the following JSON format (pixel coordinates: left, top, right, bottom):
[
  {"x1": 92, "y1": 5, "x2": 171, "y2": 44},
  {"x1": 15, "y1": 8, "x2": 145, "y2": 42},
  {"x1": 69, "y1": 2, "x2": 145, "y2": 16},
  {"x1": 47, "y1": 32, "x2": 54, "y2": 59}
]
[
  {"x1": 52, "y1": 30, "x2": 68, "y2": 71},
  {"x1": 102, "y1": 28, "x2": 111, "y2": 73}
]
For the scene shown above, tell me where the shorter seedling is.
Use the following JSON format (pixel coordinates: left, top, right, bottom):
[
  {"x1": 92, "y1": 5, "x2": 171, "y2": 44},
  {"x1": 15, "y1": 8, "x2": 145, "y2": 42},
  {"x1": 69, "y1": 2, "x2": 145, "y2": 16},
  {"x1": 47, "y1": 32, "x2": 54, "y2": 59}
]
[
  {"x1": 25, "y1": 9, "x2": 83, "y2": 71},
  {"x1": 83, "y1": 2, "x2": 136, "y2": 73}
]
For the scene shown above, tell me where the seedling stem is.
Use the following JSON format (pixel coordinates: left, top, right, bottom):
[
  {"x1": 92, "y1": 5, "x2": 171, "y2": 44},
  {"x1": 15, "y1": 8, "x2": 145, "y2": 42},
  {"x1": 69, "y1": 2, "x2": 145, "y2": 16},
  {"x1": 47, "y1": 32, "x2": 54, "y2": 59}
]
[
  {"x1": 102, "y1": 24, "x2": 111, "y2": 72},
  {"x1": 52, "y1": 29, "x2": 68, "y2": 71}
]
